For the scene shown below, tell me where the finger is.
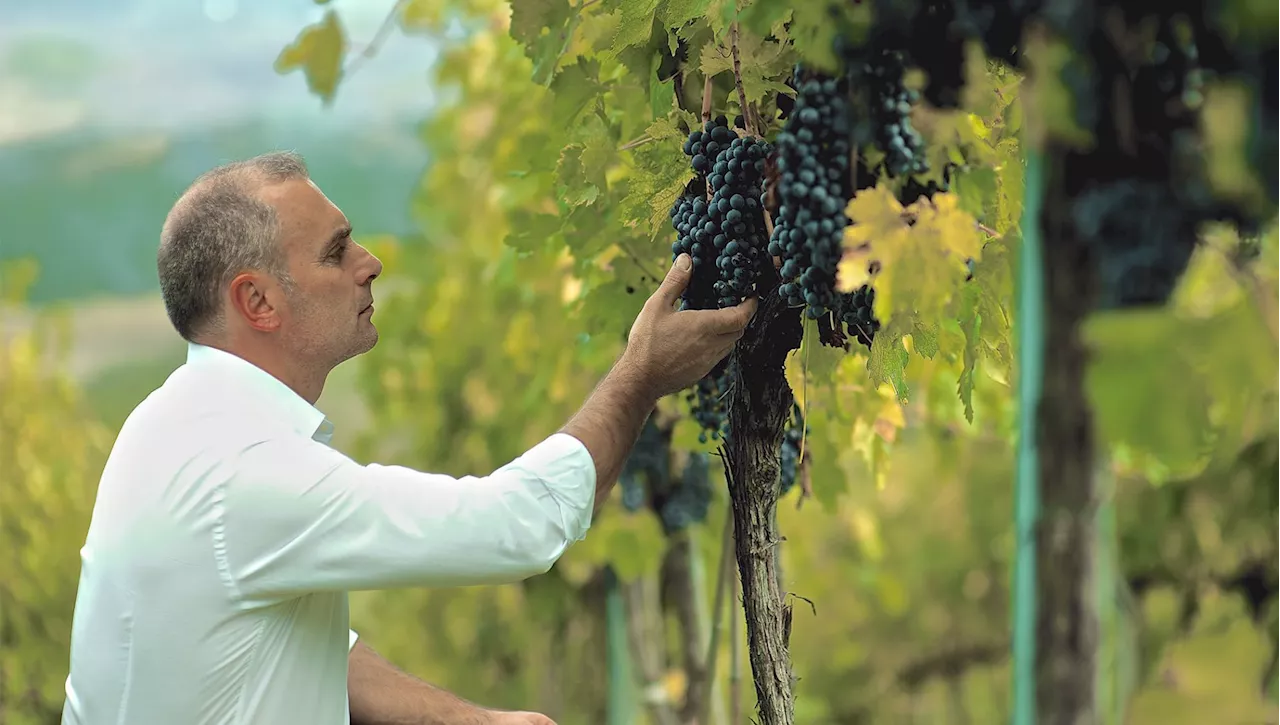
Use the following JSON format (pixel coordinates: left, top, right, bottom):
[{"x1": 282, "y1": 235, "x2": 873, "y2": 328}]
[
  {"x1": 651, "y1": 254, "x2": 693, "y2": 310},
  {"x1": 697, "y1": 296, "x2": 758, "y2": 334}
]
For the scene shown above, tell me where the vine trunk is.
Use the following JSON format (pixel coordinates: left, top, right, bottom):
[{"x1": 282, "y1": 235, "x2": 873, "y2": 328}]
[
  {"x1": 1035, "y1": 146, "x2": 1100, "y2": 724},
  {"x1": 724, "y1": 288, "x2": 803, "y2": 725}
]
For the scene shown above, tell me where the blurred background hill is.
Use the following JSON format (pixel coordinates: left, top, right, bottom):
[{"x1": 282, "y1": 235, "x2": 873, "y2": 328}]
[{"x1": 0, "y1": 0, "x2": 435, "y2": 428}]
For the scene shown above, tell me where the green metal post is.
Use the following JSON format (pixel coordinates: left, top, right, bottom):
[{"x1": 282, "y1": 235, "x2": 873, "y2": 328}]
[
  {"x1": 1011, "y1": 148, "x2": 1046, "y2": 725},
  {"x1": 605, "y1": 565, "x2": 635, "y2": 725}
]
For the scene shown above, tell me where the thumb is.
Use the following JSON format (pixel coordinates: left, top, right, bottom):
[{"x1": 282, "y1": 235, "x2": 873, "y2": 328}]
[{"x1": 654, "y1": 254, "x2": 693, "y2": 308}]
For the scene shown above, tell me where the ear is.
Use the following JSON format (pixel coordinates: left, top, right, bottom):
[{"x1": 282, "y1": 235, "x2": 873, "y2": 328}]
[{"x1": 227, "y1": 271, "x2": 283, "y2": 333}]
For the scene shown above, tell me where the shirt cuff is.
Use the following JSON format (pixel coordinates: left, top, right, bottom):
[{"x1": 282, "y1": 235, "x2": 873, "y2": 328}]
[
  {"x1": 349, "y1": 629, "x2": 359, "y2": 652},
  {"x1": 509, "y1": 432, "x2": 597, "y2": 543}
]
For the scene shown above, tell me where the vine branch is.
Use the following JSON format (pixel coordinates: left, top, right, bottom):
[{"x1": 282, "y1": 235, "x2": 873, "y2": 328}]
[
  {"x1": 342, "y1": 0, "x2": 409, "y2": 80},
  {"x1": 619, "y1": 135, "x2": 655, "y2": 151},
  {"x1": 702, "y1": 74, "x2": 715, "y2": 123},
  {"x1": 730, "y1": 23, "x2": 756, "y2": 138}
]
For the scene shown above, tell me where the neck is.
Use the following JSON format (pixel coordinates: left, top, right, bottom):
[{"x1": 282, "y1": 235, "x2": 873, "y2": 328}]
[{"x1": 196, "y1": 335, "x2": 329, "y2": 405}]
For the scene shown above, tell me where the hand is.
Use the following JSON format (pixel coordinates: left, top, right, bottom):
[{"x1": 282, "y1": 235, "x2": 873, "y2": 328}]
[
  {"x1": 622, "y1": 253, "x2": 757, "y2": 398},
  {"x1": 487, "y1": 711, "x2": 557, "y2": 725}
]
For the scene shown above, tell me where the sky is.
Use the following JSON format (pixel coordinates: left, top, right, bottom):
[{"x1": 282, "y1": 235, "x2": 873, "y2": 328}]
[{"x1": 0, "y1": 0, "x2": 444, "y2": 144}]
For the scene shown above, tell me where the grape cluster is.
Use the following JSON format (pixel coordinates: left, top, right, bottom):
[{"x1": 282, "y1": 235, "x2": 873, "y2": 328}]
[
  {"x1": 660, "y1": 452, "x2": 713, "y2": 532},
  {"x1": 619, "y1": 417, "x2": 669, "y2": 513},
  {"x1": 1071, "y1": 180, "x2": 1201, "y2": 310},
  {"x1": 852, "y1": 47, "x2": 929, "y2": 178},
  {"x1": 687, "y1": 360, "x2": 731, "y2": 443},
  {"x1": 778, "y1": 404, "x2": 807, "y2": 497},
  {"x1": 683, "y1": 114, "x2": 733, "y2": 174},
  {"x1": 669, "y1": 191, "x2": 717, "y2": 310},
  {"x1": 836, "y1": 285, "x2": 881, "y2": 349},
  {"x1": 620, "y1": 473, "x2": 646, "y2": 512},
  {"x1": 675, "y1": 115, "x2": 771, "y2": 309},
  {"x1": 707, "y1": 136, "x2": 773, "y2": 308},
  {"x1": 768, "y1": 72, "x2": 853, "y2": 320}
]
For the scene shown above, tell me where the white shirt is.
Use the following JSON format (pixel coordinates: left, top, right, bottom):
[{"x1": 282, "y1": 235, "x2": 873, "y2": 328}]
[{"x1": 61, "y1": 342, "x2": 597, "y2": 725}]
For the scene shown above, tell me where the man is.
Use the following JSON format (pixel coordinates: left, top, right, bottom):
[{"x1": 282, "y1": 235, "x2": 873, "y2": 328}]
[{"x1": 60, "y1": 152, "x2": 756, "y2": 725}]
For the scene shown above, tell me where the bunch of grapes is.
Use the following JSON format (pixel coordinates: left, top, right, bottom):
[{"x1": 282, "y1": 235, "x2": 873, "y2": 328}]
[
  {"x1": 849, "y1": 46, "x2": 929, "y2": 178},
  {"x1": 684, "y1": 114, "x2": 735, "y2": 175},
  {"x1": 837, "y1": 284, "x2": 881, "y2": 349},
  {"x1": 671, "y1": 117, "x2": 740, "y2": 312},
  {"x1": 660, "y1": 452, "x2": 714, "y2": 533},
  {"x1": 768, "y1": 71, "x2": 853, "y2": 320},
  {"x1": 687, "y1": 359, "x2": 731, "y2": 443},
  {"x1": 619, "y1": 417, "x2": 669, "y2": 513},
  {"x1": 1071, "y1": 180, "x2": 1201, "y2": 310},
  {"x1": 669, "y1": 190, "x2": 717, "y2": 310},
  {"x1": 707, "y1": 135, "x2": 773, "y2": 308},
  {"x1": 778, "y1": 404, "x2": 807, "y2": 497}
]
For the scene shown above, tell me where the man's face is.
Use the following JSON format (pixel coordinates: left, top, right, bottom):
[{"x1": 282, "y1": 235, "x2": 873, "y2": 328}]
[{"x1": 260, "y1": 177, "x2": 383, "y2": 368}]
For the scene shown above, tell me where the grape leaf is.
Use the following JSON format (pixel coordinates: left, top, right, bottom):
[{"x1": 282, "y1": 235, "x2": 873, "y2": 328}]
[
  {"x1": 994, "y1": 138, "x2": 1024, "y2": 234},
  {"x1": 649, "y1": 53, "x2": 675, "y2": 118},
  {"x1": 509, "y1": 0, "x2": 575, "y2": 47},
  {"x1": 574, "y1": 257, "x2": 651, "y2": 335},
  {"x1": 506, "y1": 211, "x2": 564, "y2": 253},
  {"x1": 275, "y1": 10, "x2": 346, "y2": 104},
  {"x1": 1084, "y1": 309, "x2": 1215, "y2": 477},
  {"x1": 855, "y1": 191, "x2": 978, "y2": 325},
  {"x1": 563, "y1": 204, "x2": 614, "y2": 259},
  {"x1": 660, "y1": 0, "x2": 713, "y2": 27},
  {"x1": 606, "y1": 0, "x2": 663, "y2": 55},
  {"x1": 786, "y1": 321, "x2": 845, "y2": 405},
  {"x1": 867, "y1": 323, "x2": 909, "y2": 402},
  {"x1": 952, "y1": 166, "x2": 997, "y2": 224},
  {"x1": 618, "y1": 114, "x2": 696, "y2": 240},
  {"x1": 910, "y1": 318, "x2": 939, "y2": 359},
  {"x1": 697, "y1": 28, "x2": 793, "y2": 105},
  {"x1": 548, "y1": 57, "x2": 605, "y2": 125},
  {"x1": 557, "y1": 145, "x2": 601, "y2": 207}
]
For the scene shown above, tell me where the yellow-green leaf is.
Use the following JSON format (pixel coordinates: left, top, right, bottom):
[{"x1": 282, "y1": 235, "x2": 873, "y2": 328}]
[{"x1": 275, "y1": 10, "x2": 346, "y2": 104}]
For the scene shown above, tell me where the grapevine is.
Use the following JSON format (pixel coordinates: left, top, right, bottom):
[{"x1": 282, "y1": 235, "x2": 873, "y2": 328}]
[{"x1": 276, "y1": 1, "x2": 1278, "y2": 723}]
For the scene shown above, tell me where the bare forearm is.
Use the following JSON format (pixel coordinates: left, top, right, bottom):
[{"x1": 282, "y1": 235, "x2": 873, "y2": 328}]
[
  {"x1": 559, "y1": 354, "x2": 660, "y2": 513},
  {"x1": 348, "y1": 641, "x2": 490, "y2": 725}
]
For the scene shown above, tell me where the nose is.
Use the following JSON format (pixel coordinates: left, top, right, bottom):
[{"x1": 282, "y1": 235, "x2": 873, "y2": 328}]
[{"x1": 355, "y1": 242, "x2": 383, "y2": 285}]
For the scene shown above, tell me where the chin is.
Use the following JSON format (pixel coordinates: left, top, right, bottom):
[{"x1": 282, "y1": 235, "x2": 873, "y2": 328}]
[{"x1": 355, "y1": 327, "x2": 379, "y2": 354}]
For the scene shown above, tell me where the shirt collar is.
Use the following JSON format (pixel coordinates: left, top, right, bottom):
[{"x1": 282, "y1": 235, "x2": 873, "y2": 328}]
[{"x1": 184, "y1": 342, "x2": 334, "y2": 444}]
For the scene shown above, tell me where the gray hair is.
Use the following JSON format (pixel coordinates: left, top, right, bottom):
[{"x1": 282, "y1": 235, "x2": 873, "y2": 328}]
[{"x1": 157, "y1": 151, "x2": 309, "y2": 342}]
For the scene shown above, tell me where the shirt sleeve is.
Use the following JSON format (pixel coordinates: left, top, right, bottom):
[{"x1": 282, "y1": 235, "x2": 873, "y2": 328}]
[{"x1": 213, "y1": 432, "x2": 597, "y2": 607}]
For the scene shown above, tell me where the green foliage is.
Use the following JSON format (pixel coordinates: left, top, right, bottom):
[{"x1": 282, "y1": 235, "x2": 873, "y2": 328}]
[
  {"x1": 267, "y1": 1, "x2": 1278, "y2": 721},
  {"x1": 0, "y1": 262, "x2": 112, "y2": 725}
]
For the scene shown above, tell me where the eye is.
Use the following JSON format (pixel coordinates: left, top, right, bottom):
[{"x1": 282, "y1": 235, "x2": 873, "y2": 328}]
[{"x1": 328, "y1": 245, "x2": 346, "y2": 262}]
